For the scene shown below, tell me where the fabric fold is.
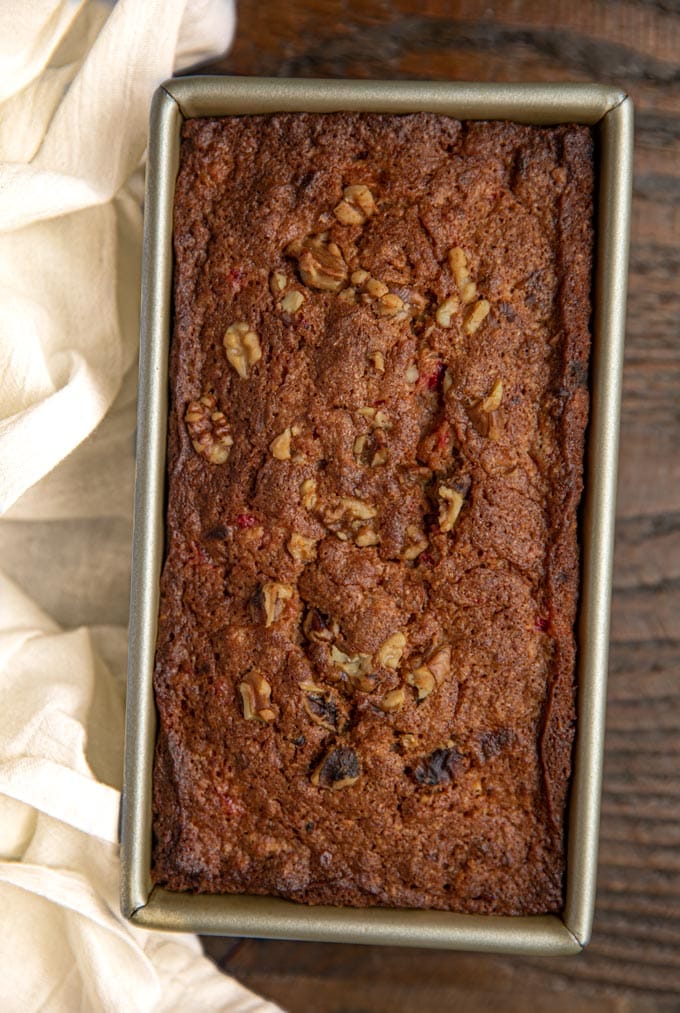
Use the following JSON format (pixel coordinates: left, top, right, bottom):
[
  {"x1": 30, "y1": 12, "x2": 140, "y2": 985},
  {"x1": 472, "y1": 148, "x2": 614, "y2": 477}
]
[{"x1": 0, "y1": 1, "x2": 284, "y2": 1010}]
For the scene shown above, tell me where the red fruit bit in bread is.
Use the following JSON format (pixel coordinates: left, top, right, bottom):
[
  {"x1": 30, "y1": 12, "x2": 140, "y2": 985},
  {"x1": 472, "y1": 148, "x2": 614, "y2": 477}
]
[
  {"x1": 235, "y1": 513, "x2": 257, "y2": 528},
  {"x1": 426, "y1": 362, "x2": 446, "y2": 390}
]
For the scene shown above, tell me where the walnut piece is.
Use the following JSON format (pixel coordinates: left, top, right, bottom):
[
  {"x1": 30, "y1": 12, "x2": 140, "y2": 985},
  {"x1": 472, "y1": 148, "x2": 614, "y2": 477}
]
[
  {"x1": 330, "y1": 645, "x2": 374, "y2": 690},
  {"x1": 365, "y1": 277, "x2": 389, "y2": 299},
  {"x1": 281, "y1": 290, "x2": 305, "y2": 314},
  {"x1": 287, "y1": 531, "x2": 317, "y2": 562},
  {"x1": 448, "y1": 247, "x2": 477, "y2": 304},
  {"x1": 380, "y1": 687, "x2": 405, "y2": 712},
  {"x1": 270, "y1": 427, "x2": 292, "y2": 460},
  {"x1": 311, "y1": 746, "x2": 361, "y2": 789},
  {"x1": 407, "y1": 646, "x2": 451, "y2": 700},
  {"x1": 239, "y1": 671, "x2": 276, "y2": 723},
  {"x1": 435, "y1": 295, "x2": 459, "y2": 328},
  {"x1": 261, "y1": 582, "x2": 293, "y2": 627},
  {"x1": 358, "y1": 406, "x2": 390, "y2": 430},
  {"x1": 375, "y1": 632, "x2": 406, "y2": 670},
  {"x1": 287, "y1": 236, "x2": 348, "y2": 291},
  {"x1": 300, "y1": 478, "x2": 317, "y2": 509},
  {"x1": 378, "y1": 292, "x2": 406, "y2": 318},
  {"x1": 355, "y1": 525, "x2": 380, "y2": 547},
  {"x1": 350, "y1": 269, "x2": 421, "y2": 322},
  {"x1": 406, "y1": 666, "x2": 435, "y2": 701},
  {"x1": 185, "y1": 394, "x2": 233, "y2": 465},
  {"x1": 469, "y1": 378, "x2": 504, "y2": 439},
  {"x1": 438, "y1": 485, "x2": 465, "y2": 533},
  {"x1": 480, "y1": 377, "x2": 504, "y2": 412},
  {"x1": 463, "y1": 299, "x2": 490, "y2": 335},
  {"x1": 405, "y1": 363, "x2": 420, "y2": 384},
  {"x1": 351, "y1": 269, "x2": 370, "y2": 287},
  {"x1": 270, "y1": 270, "x2": 287, "y2": 296},
  {"x1": 340, "y1": 496, "x2": 377, "y2": 520},
  {"x1": 334, "y1": 184, "x2": 376, "y2": 225},
  {"x1": 427, "y1": 645, "x2": 452, "y2": 683},
  {"x1": 223, "y1": 322, "x2": 262, "y2": 379},
  {"x1": 370, "y1": 350, "x2": 385, "y2": 372},
  {"x1": 403, "y1": 524, "x2": 428, "y2": 561}
]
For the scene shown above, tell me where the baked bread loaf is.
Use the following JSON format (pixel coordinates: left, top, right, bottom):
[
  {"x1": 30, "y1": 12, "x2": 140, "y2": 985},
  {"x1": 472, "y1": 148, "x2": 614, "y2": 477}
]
[{"x1": 152, "y1": 112, "x2": 594, "y2": 915}]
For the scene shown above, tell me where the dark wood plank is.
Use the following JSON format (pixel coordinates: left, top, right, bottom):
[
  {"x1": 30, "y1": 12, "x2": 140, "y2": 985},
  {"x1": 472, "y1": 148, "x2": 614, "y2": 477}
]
[{"x1": 198, "y1": 1, "x2": 680, "y2": 1008}]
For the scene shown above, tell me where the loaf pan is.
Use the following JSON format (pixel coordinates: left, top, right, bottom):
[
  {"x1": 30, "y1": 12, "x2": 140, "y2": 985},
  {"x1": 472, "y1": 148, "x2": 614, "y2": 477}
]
[{"x1": 121, "y1": 77, "x2": 632, "y2": 954}]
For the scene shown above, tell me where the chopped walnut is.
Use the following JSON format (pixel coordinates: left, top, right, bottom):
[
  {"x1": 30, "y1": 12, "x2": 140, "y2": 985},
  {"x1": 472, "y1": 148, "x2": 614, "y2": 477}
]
[
  {"x1": 351, "y1": 269, "x2": 370, "y2": 287},
  {"x1": 355, "y1": 525, "x2": 380, "y2": 547},
  {"x1": 300, "y1": 478, "x2": 317, "y2": 509},
  {"x1": 371, "y1": 447, "x2": 388, "y2": 467},
  {"x1": 287, "y1": 532, "x2": 317, "y2": 562},
  {"x1": 223, "y1": 322, "x2": 262, "y2": 379},
  {"x1": 334, "y1": 184, "x2": 376, "y2": 225},
  {"x1": 370, "y1": 350, "x2": 385, "y2": 372},
  {"x1": 280, "y1": 290, "x2": 305, "y2": 314},
  {"x1": 270, "y1": 427, "x2": 292, "y2": 460},
  {"x1": 261, "y1": 582, "x2": 293, "y2": 627},
  {"x1": 435, "y1": 295, "x2": 459, "y2": 328},
  {"x1": 340, "y1": 496, "x2": 377, "y2": 520},
  {"x1": 311, "y1": 746, "x2": 361, "y2": 789},
  {"x1": 427, "y1": 645, "x2": 452, "y2": 683},
  {"x1": 375, "y1": 632, "x2": 406, "y2": 670},
  {"x1": 356, "y1": 405, "x2": 390, "y2": 430},
  {"x1": 480, "y1": 377, "x2": 504, "y2": 412},
  {"x1": 403, "y1": 525, "x2": 429, "y2": 561},
  {"x1": 406, "y1": 666, "x2": 435, "y2": 701},
  {"x1": 287, "y1": 236, "x2": 348, "y2": 291},
  {"x1": 438, "y1": 485, "x2": 465, "y2": 532},
  {"x1": 407, "y1": 646, "x2": 451, "y2": 701},
  {"x1": 270, "y1": 270, "x2": 287, "y2": 296},
  {"x1": 239, "y1": 671, "x2": 276, "y2": 723},
  {"x1": 377, "y1": 293, "x2": 406, "y2": 318},
  {"x1": 405, "y1": 363, "x2": 420, "y2": 385},
  {"x1": 443, "y1": 368, "x2": 453, "y2": 393},
  {"x1": 353, "y1": 434, "x2": 367, "y2": 460},
  {"x1": 365, "y1": 277, "x2": 389, "y2": 299},
  {"x1": 337, "y1": 286, "x2": 357, "y2": 303},
  {"x1": 380, "y1": 688, "x2": 405, "y2": 712},
  {"x1": 469, "y1": 379, "x2": 504, "y2": 439},
  {"x1": 463, "y1": 299, "x2": 490, "y2": 335},
  {"x1": 185, "y1": 394, "x2": 233, "y2": 465},
  {"x1": 330, "y1": 645, "x2": 374, "y2": 690},
  {"x1": 448, "y1": 247, "x2": 478, "y2": 304}
]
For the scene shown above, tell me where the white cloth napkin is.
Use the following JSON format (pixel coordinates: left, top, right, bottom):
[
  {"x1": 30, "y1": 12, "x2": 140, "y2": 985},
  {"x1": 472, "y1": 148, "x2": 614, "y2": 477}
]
[{"x1": 0, "y1": 2, "x2": 284, "y2": 1010}]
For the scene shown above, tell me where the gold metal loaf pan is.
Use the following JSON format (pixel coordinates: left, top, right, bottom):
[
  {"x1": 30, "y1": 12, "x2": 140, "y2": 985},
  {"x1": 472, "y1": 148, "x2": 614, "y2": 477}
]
[{"x1": 121, "y1": 78, "x2": 632, "y2": 954}]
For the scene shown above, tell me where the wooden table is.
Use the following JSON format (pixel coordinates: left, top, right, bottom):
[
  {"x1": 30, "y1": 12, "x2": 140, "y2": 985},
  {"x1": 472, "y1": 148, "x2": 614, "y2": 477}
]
[{"x1": 200, "y1": 3, "x2": 680, "y2": 1008}]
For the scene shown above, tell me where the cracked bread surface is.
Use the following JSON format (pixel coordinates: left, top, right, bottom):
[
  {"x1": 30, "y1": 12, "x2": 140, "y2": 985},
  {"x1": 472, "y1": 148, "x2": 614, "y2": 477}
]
[{"x1": 152, "y1": 113, "x2": 594, "y2": 915}]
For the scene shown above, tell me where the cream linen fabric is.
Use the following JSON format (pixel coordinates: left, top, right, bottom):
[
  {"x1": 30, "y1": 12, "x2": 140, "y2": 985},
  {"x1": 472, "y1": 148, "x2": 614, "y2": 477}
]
[{"x1": 0, "y1": 2, "x2": 283, "y2": 1010}]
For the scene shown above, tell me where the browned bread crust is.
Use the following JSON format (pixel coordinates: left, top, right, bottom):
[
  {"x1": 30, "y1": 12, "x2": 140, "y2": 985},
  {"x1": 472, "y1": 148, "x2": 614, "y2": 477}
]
[{"x1": 152, "y1": 113, "x2": 593, "y2": 915}]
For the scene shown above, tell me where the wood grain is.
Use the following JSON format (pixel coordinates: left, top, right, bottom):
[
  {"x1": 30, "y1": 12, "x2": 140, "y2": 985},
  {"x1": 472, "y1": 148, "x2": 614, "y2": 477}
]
[{"x1": 198, "y1": 1, "x2": 680, "y2": 1008}]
